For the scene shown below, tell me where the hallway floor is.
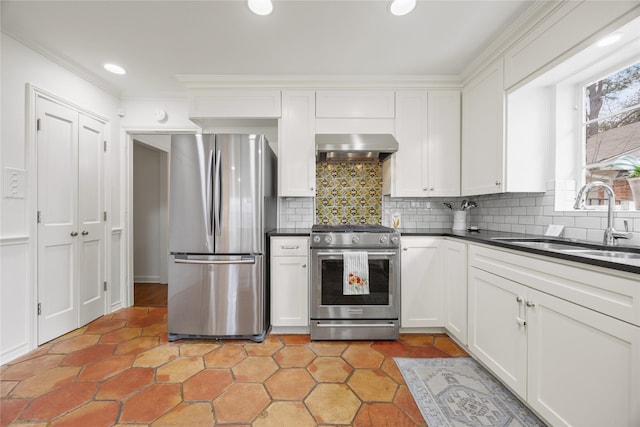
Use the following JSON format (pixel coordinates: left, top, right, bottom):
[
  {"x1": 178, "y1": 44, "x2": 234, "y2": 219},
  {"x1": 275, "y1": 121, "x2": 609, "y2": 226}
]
[{"x1": 1, "y1": 306, "x2": 468, "y2": 426}]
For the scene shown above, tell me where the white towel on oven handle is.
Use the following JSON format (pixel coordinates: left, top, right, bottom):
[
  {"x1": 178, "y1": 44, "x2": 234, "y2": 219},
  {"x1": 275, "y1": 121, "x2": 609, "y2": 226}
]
[{"x1": 343, "y1": 251, "x2": 370, "y2": 295}]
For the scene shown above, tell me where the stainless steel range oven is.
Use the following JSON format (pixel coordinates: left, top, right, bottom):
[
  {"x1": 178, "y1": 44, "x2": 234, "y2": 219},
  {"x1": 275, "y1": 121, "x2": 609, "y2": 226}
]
[{"x1": 310, "y1": 224, "x2": 400, "y2": 340}]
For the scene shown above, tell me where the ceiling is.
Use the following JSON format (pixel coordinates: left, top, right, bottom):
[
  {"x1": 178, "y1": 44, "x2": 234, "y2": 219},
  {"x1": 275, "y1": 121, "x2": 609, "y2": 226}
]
[{"x1": 1, "y1": 0, "x2": 536, "y2": 98}]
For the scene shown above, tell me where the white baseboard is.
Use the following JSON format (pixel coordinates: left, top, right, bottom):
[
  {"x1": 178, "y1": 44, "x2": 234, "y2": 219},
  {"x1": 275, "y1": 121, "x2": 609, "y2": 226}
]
[{"x1": 134, "y1": 276, "x2": 161, "y2": 283}]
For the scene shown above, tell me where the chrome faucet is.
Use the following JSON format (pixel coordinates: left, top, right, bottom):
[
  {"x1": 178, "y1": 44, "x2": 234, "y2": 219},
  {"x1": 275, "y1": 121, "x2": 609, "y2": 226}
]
[{"x1": 574, "y1": 181, "x2": 632, "y2": 246}]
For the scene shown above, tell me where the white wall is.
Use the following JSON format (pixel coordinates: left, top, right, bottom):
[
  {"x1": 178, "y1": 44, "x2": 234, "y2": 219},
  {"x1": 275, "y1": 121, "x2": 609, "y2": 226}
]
[
  {"x1": 120, "y1": 97, "x2": 198, "y2": 132},
  {"x1": 0, "y1": 35, "x2": 122, "y2": 363},
  {"x1": 133, "y1": 140, "x2": 168, "y2": 284}
]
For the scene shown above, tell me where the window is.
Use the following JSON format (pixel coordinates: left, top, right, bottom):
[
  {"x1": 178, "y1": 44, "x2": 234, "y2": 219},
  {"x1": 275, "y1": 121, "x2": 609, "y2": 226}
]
[
  {"x1": 583, "y1": 61, "x2": 640, "y2": 207},
  {"x1": 508, "y1": 16, "x2": 640, "y2": 212}
]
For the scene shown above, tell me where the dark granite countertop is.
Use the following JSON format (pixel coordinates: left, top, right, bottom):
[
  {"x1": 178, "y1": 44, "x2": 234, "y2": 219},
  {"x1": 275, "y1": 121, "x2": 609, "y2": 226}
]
[
  {"x1": 268, "y1": 227, "x2": 640, "y2": 274},
  {"x1": 400, "y1": 228, "x2": 640, "y2": 275},
  {"x1": 269, "y1": 228, "x2": 312, "y2": 236}
]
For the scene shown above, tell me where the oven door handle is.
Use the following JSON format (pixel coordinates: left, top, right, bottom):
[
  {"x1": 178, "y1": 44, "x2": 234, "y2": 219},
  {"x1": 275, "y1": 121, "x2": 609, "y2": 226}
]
[
  {"x1": 314, "y1": 251, "x2": 398, "y2": 257},
  {"x1": 314, "y1": 322, "x2": 398, "y2": 328}
]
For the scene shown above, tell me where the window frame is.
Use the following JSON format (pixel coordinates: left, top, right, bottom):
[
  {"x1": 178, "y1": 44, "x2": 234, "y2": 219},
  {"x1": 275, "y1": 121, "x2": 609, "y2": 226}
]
[{"x1": 542, "y1": 25, "x2": 640, "y2": 211}]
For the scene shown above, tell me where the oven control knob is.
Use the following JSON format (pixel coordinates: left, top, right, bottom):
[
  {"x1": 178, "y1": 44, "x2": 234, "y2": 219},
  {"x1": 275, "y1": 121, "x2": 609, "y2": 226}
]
[
  {"x1": 352, "y1": 235, "x2": 360, "y2": 244},
  {"x1": 379, "y1": 235, "x2": 388, "y2": 244},
  {"x1": 313, "y1": 235, "x2": 321, "y2": 244},
  {"x1": 324, "y1": 235, "x2": 333, "y2": 244},
  {"x1": 390, "y1": 236, "x2": 399, "y2": 245}
]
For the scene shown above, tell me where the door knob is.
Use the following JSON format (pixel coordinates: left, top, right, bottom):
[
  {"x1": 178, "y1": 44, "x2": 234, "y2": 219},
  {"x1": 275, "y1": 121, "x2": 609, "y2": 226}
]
[
  {"x1": 70, "y1": 231, "x2": 78, "y2": 237},
  {"x1": 82, "y1": 231, "x2": 89, "y2": 236}
]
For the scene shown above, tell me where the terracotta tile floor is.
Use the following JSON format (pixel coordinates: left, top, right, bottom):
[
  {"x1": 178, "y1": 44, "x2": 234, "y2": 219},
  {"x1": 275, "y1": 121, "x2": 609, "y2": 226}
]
[{"x1": 1, "y1": 307, "x2": 468, "y2": 426}]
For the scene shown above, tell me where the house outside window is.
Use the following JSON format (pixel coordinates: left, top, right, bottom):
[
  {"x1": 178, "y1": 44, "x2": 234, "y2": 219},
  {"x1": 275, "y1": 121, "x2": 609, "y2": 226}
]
[{"x1": 583, "y1": 60, "x2": 640, "y2": 208}]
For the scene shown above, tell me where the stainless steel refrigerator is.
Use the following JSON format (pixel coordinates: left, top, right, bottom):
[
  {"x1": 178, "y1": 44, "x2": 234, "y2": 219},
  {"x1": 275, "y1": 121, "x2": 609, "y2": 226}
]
[{"x1": 167, "y1": 134, "x2": 276, "y2": 342}]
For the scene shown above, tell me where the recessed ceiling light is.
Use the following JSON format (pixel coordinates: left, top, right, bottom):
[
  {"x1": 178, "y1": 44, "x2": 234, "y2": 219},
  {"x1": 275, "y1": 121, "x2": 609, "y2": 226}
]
[
  {"x1": 389, "y1": 0, "x2": 416, "y2": 16},
  {"x1": 596, "y1": 33, "x2": 622, "y2": 47},
  {"x1": 248, "y1": 0, "x2": 273, "y2": 16},
  {"x1": 104, "y1": 63, "x2": 126, "y2": 75}
]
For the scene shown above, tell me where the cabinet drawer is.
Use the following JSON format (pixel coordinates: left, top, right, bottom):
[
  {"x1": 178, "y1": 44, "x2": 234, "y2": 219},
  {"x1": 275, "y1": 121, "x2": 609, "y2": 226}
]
[
  {"x1": 271, "y1": 237, "x2": 309, "y2": 257},
  {"x1": 469, "y1": 244, "x2": 640, "y2": 326}
]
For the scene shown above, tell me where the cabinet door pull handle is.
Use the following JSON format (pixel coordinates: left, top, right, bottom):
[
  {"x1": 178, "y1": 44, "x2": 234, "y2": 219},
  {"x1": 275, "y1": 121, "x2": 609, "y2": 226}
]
[
  {"x1": 301, "y1": 264, "x2": 306, "y2": 268},
  {"x1": 281, "y1": 245, "x2": 299, "y2": 250},
  {"x1": 526, "y1": 301, "x2": 536, "y2": 308},
  {"x1": 516, "y1": 296, "x2": 523, "y2": 303},
  {"x1": 70, "y1": 231, "x2": 78, "y2": 237},
  {"x1": 516, "y1": 317, "x2": 526, "y2": 327},
  {"x1": 81, "y1": 231, "x2": 89, "y2": 236}
]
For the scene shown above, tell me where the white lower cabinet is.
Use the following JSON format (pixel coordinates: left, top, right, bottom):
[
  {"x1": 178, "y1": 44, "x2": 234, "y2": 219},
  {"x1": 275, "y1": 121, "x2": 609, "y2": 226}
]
[
  {"x1": 527, "y1": 288, "x2": 639, "y2": 426},
  {"x1": 468, "y1": 244, "x2": 640, "y2": 426},
  {"x1": 400, "y1": 237, "x2": 444, "y2": 328},
  {"x1": 270, "y1": 237, "x2": 309, "y2": 329},
  {"x1": 442, "y1": 239, "x2": 468, "y2": 345},
  {"x1": 468, "y1": 268, "x2": 529, "y2": 397}
]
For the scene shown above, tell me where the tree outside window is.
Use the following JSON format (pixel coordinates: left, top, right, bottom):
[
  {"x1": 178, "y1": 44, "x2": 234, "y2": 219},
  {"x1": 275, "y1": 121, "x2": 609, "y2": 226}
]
[{"x1": 584, "y1": 60, "x2": 640, "y2": 207}]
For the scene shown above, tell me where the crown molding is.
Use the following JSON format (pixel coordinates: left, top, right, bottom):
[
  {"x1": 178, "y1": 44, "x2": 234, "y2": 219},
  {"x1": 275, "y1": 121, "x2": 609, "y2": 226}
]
[
  {"x1": 459, "y1": 0, "x2": 565, "y2": 85},
  {"x1": 4, "y1": 33, "x2": 123, "y2": 98}
]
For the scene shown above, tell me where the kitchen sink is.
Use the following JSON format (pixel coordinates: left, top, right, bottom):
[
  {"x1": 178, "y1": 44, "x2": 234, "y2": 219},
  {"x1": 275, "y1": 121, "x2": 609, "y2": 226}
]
[{"x1": 490, "y1": 237, "x2": 640, "y2": 265}]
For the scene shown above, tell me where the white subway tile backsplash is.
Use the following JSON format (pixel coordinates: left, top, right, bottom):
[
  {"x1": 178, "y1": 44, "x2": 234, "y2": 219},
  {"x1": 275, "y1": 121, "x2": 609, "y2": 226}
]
[
  {"x1": 574, "y1": 216, "x2": 601, "y2": 229},
  {"x1": 511, "y1": 224, "x2": 526, "y2": 233},
  {"x1": 278, "y1": 189, "x2": 640, "y2": 243}
]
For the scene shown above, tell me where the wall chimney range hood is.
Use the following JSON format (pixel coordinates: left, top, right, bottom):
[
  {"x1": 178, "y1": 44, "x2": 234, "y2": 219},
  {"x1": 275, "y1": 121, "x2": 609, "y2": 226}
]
[{"x1": 315, "y1": 134, "x2": 399, "y2": 162}]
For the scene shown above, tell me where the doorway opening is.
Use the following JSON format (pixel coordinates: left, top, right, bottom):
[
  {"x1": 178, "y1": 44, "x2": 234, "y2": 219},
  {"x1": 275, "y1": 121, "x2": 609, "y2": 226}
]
[{"x1": 132, "y1": 135, "x2": 170, "y2": 307}]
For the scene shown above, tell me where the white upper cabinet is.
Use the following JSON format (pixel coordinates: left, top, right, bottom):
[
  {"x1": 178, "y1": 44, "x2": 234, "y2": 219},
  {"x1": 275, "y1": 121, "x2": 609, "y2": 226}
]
[
  {"x1": 188, "y1": 89, "x2": 282, "y2": 118},
  {"x1": 385, "y1": 90, "x2": 460, "y2": 197},
  {"x1": 278, "y1": 90, "x2": 316, "y2": 197},
  {"x1": 461, "y1": 59, "x2": 505, "y2": 196},
  {"x1": 316, "y1": 90, "x2": 395, "y2": 118},
  {"x1": 427, "y1": 91, "x2": 461, "y2": 197}
]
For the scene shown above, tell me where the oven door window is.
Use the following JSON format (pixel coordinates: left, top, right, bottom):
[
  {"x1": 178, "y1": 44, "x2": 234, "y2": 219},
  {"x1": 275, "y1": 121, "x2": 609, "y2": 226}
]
[{"x1": 320, "y1": 259, "x2": 390, "y2": 305}]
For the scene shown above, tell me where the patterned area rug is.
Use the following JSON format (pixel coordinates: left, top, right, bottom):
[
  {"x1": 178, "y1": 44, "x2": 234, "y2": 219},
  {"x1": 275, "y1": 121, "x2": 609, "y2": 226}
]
[{"x1": 394, "y1": 357, "x2": 547, "y2": 427}]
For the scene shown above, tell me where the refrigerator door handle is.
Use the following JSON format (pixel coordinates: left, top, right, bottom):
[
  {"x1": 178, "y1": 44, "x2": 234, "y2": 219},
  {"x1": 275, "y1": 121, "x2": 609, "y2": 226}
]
[
  {"x1": 174, "y1": 258, "x2": 256, "y2": 265},
  {"x1": 214, "y1": 149, "x2": 222, "y2": 237},
  {"x1": 206, "y1": 149, "x2": 214, "y2": 238}
]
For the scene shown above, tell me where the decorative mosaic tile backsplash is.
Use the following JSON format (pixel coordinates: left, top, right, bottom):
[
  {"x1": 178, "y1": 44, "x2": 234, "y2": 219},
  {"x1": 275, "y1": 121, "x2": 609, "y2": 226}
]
[{"x1": 316, "y1": 162, "x2": 382, "y2": 225}]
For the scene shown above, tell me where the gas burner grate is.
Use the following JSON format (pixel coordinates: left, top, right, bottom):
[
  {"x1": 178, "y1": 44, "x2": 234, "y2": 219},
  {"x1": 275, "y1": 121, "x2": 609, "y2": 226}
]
[{"x1": 311, "y1": 224, "x2": 394, "y2": 233}]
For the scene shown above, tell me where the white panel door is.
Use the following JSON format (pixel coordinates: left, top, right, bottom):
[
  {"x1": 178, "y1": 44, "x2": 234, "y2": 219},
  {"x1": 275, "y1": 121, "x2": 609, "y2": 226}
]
[
  {"x1": 443, "y1": 239, "x2": 467, "y2": 344},
  {"x1": 468, "y1": 267, "x2": 528, "y2": 398},
  {"x1": 526, "y1": 289, "x2": 640, "y2": 427},
  {"x1": 36, "y1": 96, "x2": 106, "y2": 344},
  {"x1": 278, "y1": 91, "x2": 316, "y2": 197},
  {"x1": 400, "y1": 237, "x2": 444, "y2": 327},
  {"x1": 271, "y1": 256, "x2": 309, "y2": 327},
  {"x1": 37, "y1": 97, "x2": 79, "y2": 344},
  {"x1": 393, "y1": 91, "x2": 428, "y2": 197},
  {"x1": 427, "y1": 91, "x2": 461, "y2": 196},
  {"x1": 461, "y1": 59, "x2": 505, "y2": 196},
  {"x1": 78, "y1": 115, "x2": 105, "y2": 325}
]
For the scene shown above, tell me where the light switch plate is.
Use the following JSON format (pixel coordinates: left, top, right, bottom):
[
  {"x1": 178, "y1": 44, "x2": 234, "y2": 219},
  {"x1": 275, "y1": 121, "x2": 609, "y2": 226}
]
[
  {"x1": 4, "y1": 167, "x2": 26, "y2": 199},
  {"x1": 545, "y1": 224, "x2": 564, "y2": 237}
]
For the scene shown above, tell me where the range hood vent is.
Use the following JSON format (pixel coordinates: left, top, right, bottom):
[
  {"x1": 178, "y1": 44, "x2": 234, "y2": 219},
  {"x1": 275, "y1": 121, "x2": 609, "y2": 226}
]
[{"x1": 315, "y1": 134, "x2": 399, "y2": 162}]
